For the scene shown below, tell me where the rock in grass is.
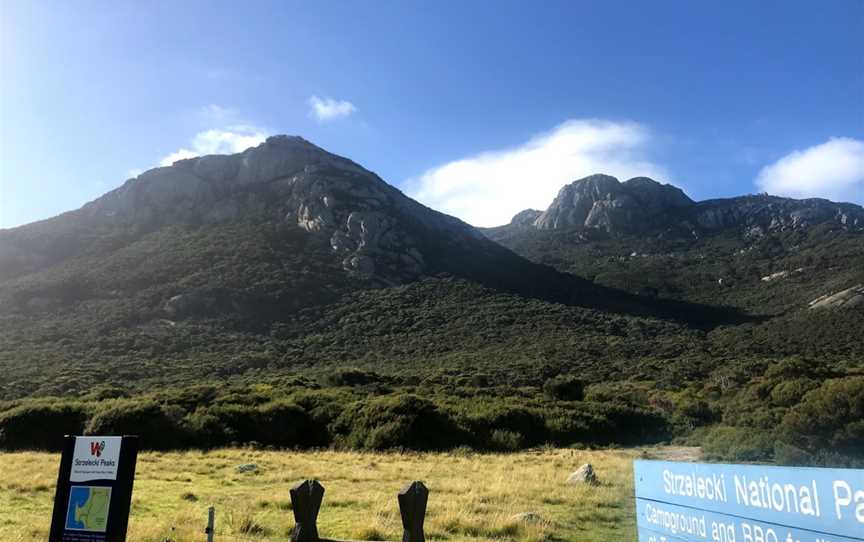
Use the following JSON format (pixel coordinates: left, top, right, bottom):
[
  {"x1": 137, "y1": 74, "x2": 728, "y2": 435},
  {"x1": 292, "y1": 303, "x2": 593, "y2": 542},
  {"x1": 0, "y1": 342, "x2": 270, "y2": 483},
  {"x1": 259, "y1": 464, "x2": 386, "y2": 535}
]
[
  {"x1": 566, "y1": 463, "x2": 598, "y2": 485},
  {"x1": 510, "y1": 511, "x2": 543, "y2": 523},
  {"x1": 236, "y1": 463, "x2": 258, "y2": 473}
]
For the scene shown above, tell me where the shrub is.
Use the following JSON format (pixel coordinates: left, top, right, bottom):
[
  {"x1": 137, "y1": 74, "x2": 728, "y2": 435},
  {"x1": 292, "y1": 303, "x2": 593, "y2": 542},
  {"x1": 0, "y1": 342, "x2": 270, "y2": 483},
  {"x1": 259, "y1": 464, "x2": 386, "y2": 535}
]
[
  {"x1": 543, "y1": 376, "x2": 584, "y2": 401},
  {"x1": 0, "y1": 403, "x2": 88, "y2": 451},
  {"x1": 256, "y1": 401, "x2": 321, "y2": 447},
  {"x1": 463, "y1": 405, "x2": 548, "y2": 449},
  {"x1": 584, "y1": 382, "x2": 649, "y2": 406},
  {"x1": 544, "y1": 414, "x2": 591, "y2": 446},
  {"x1": 322, "y1": 368, "x2": 383, "y2": 387},
  {"x1": 587, "y1": 403, "x2": 670, "y2": 445},
  {"x1": 769, "y1": 378, "x2": 818, "y2": 407},
  {"x1": 777, "y1": 377, "x2": 864, "y2": 461},
  {"x1": 773, "y1": 442, "x2": 813, "y2": 466},
  {"x1": 332, "y1": 394, "x2": 466, "y2": 450},
  {"x1": 188, "y1": 401, "x2": 323, "y2": 448},
  {"x1": 85, "y1": 401, "x2": 188, "y2": 450},
  {"x1": 764, "y1": 358, "x2": 822, "y2": 380},
  {"x1": 489, "y1": 429, "x2": 523, "y2": 451},
  {"x1": 701, "y1": 426, "x2": 774, "y2": 462}
]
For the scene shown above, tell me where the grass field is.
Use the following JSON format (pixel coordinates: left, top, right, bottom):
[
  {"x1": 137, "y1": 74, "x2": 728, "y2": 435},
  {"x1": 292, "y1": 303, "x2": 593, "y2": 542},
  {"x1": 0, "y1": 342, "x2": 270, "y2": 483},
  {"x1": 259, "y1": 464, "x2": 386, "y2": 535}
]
[{"x1": 0, "y1": 447, "x2": 675, "y2": 542}]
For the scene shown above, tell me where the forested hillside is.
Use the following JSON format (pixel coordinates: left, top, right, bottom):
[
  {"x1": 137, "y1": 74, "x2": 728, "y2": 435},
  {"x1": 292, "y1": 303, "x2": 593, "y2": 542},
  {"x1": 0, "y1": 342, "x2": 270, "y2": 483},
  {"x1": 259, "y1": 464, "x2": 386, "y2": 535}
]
[{"x1": 0, "y1": 141, "x2": 861, "y2": 466}]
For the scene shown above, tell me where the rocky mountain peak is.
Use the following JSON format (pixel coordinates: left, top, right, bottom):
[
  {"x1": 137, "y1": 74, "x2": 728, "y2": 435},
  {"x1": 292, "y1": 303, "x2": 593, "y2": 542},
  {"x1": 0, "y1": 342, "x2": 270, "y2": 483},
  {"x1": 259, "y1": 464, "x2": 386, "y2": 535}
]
[
  {"x1": 509, "y1": 209, "x2": 543, "y2": 226},
  {"x1": 568, "y1": 173, "x2": 621, "y2": 191},
  {"x1": 499, "y1": 174, "x2": 863, "y2": 238},
  {"x1": 1, "y1": 135, "x2": 520, "y2": 290},
  {"x1": 531, "y1": 174, "x2": 693, "y2": 232},
  {"x1": 84, "y1": 135, "x2": 375, "y2": 223},
  {"x1": 621, "y1": 177, "x2": 693, "y2": 209}
]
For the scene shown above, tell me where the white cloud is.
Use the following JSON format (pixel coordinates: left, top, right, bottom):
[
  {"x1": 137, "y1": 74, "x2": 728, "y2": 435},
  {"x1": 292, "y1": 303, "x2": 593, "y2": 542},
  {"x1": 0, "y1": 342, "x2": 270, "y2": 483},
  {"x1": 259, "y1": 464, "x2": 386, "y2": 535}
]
[
  {"x1": 405, "y1": 119, "x2": 669, "y2": 227},
  {"x1": 159, "y1": 126, "x2": 269, "y2": 167},
  {"x1": 756, "y1": 137, "x2": 864, "y2": 203},
  {"x1": 307, "y1": 95, "x2": 357, "y2": 121}
]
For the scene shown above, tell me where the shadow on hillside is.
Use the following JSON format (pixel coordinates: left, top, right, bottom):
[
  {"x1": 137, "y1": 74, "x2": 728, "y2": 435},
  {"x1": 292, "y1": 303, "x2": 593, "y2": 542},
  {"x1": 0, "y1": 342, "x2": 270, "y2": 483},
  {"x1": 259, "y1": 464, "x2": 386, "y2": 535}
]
[{"x1": 440, "y1": 241, "x2": 759, "y2": 330}]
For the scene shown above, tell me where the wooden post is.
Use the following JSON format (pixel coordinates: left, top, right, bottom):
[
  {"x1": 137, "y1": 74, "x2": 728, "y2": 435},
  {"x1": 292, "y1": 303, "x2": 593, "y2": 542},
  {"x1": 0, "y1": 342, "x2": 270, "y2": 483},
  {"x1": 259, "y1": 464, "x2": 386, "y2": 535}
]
[
  {"x1": 289, "y1": 479, "x2": 324, "y2": 542},
  {"x1": 205, "y1": 506, "x2": 215, "y2": 542},
  {"x1": 398, "y1": 481, "x2": 428, "y2": 542}
]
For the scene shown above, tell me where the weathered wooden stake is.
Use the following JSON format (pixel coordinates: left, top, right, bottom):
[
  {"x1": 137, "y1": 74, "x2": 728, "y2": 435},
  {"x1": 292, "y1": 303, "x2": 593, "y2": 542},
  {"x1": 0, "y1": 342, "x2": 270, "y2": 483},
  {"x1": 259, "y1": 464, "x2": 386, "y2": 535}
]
[
  {"x1": 398, "y1": 481, "x2": 428, "y2": 542},
  {"x1": 205, "y1": 506, "x2": 214, "y2": 542},
  {"x1": 290, "y1": 479, "x2": 324, "y2": 542}
]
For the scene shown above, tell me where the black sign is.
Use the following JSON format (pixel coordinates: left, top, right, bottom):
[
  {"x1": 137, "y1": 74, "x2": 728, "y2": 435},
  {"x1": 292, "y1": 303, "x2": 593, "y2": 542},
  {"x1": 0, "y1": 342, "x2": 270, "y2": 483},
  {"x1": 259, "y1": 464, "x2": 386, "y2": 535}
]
[{"x1": 48, "y1": 435, "x2": 139, "y2": 542}]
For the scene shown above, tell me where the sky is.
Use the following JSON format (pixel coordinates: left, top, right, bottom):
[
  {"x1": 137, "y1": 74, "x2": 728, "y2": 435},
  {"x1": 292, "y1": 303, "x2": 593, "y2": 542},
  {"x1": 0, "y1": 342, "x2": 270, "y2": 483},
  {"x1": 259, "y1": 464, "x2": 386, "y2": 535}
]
[{"x1": 1, "y1": 0, "x2": 862, "y2": 228}]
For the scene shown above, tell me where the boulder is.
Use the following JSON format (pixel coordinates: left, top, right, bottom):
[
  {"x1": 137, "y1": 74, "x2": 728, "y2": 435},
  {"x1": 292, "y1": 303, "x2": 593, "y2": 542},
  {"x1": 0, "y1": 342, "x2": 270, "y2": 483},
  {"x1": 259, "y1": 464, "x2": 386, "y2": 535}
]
[
  {"x1": 808, "y1": 285, "x2": 864, "y2": 310},
  {"x1": 566, "y1": 463, "x2": 598, "y2": 485},
  {"x1": 509, "y1": 512, "x2": 543, "y2": 523}
]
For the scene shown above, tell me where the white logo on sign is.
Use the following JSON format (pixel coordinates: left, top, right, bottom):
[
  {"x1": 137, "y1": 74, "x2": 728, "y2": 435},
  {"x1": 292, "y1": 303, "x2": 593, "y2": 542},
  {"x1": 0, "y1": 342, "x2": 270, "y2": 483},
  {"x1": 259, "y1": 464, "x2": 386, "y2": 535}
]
[{"x1": 70, "y1": 436, "x2": 122, "y2": 482}]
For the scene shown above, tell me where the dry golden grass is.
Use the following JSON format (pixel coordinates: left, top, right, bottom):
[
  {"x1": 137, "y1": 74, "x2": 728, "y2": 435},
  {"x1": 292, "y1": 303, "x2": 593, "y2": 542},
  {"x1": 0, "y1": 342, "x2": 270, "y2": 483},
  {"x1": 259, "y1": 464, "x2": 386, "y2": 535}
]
[{"x1": 0, "y1": 447, "x2": 649, "y2": 541}]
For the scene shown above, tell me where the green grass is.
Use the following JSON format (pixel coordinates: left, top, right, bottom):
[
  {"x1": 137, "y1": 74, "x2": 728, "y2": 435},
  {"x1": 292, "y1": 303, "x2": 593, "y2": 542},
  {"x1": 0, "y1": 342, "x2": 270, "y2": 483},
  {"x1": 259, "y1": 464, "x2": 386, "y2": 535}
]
[{"x1": 0, "y1": 447, "x2": 659, "y2": 542}]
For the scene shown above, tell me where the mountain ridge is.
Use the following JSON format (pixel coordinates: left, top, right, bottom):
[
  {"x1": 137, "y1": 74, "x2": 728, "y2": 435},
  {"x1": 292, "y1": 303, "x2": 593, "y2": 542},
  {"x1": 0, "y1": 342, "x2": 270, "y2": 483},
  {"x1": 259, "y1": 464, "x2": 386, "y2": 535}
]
[
  {"x1": 0, "y1": 137, "x2": 742, "y2": 399},
  {"x1": 1, "y1": 137, "x2": 861, "y2": 468},
  {"x1": 481, "y1": 174, "x2": 864, "y2": 323},
  {"x1": 487, "y1": 173, "x2": 864, "y2": 239}
]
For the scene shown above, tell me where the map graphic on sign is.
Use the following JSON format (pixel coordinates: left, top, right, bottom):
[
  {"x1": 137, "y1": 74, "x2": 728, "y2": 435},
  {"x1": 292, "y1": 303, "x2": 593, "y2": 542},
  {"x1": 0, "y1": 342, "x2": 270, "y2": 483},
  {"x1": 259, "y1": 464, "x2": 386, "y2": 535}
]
[{"x1": 65, "y1": 485, "x2": 111, "y2": 532}]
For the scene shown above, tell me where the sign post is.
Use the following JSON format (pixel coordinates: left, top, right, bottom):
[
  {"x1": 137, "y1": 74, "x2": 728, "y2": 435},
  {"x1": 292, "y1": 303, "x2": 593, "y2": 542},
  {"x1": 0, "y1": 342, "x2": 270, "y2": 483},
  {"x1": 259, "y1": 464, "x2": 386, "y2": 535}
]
[
  {"x1": 48, "y1": 435, "x2": 139, "y2": 542},
  {"x1": 634, "y1": 460, "x2": 864, "y2": 542}
]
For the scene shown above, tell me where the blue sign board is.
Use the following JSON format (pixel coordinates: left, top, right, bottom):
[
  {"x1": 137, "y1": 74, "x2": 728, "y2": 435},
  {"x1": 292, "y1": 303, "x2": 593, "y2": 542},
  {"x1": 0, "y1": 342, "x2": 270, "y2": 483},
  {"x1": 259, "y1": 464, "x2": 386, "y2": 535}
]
[{"x1": 634, "y1": 460, "x2": 864, "y2": 542}]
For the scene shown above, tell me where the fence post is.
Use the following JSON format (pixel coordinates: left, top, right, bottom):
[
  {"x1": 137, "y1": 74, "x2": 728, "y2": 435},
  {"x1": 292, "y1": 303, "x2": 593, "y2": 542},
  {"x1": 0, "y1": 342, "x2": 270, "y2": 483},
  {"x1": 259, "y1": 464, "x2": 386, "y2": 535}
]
[
  {"x1": 398, "y1": 481, "x2": 428, "y2": 542},
  {"x1": 289, "y1": 479, "x2": 324, "y2": 542},
  {"x1": 205, "y1": 506, "x2": 214, "y2": 542}
]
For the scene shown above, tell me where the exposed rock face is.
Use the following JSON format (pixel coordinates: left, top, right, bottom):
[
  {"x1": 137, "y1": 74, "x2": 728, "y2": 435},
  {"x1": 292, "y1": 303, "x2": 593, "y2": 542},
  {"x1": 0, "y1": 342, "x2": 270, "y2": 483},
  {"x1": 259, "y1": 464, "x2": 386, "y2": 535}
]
[
  {"x1": 510, "y1": 209, "x2": 543, "y2": 226},
  {"x1": 761, "y1": 271, "x2": 790, "y2": 282},
  {"x1": 533, "y1": 174, "x2": 693, "y2": 232},
  {"x1": 692, "y1": 195, "x2": 864, "y2": 237},
  {"x1": 809, "y1": 285, "x2": 864, "y2": 310},
  {"x1": 35, "y1": 136, "x2": 494, "y2": 284},
  {"x1": 500, "y1": 174, "x2": 864, "y2": 237}
]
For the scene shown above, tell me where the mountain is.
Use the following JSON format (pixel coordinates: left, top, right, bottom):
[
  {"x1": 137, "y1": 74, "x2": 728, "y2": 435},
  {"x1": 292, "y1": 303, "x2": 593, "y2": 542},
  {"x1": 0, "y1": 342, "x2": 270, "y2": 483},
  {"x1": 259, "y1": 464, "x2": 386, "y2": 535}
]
[
  {"x1": 488, "y1": 174, "x2": 864, "y2": 239},
  {"x1": 531, "y1": 174, "x2": 694, "y2": 232},
  {"x1": 483, "y1": 174, "x2": 864, "y2": 316},
  {"x1": 1, "y1": 135, "x2": 521, "y2": 287},
  {"x1": 0, "y1": 137, "x2": 743, "y2": 398},
  {"x1": 0, "y1": 136, "x2": 606, "y2": 314},
  {"x1": 0, "y1": 137, "x2": 740, "y2": 319},
  {"x1": 1, "y1": 143, "x2": 862, "y2": 465}
]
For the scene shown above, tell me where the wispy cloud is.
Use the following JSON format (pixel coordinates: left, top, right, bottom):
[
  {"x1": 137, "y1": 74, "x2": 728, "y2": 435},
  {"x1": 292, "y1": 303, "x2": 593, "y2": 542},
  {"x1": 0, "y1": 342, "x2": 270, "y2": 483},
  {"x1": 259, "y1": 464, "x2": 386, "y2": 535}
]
[
  {"x1": 159, "y1": 125, "x2": 269, "y2": 167},
  {"x1": 406, "y1": 119, "x2": 668, "y2": 227},
  {"x1": 199, "y1": 104, "x2": 237, "y2": 124},
  {"x1": 307, "y1": 95, "x2": 357, "y2": 121},
  {"x1": 756, "y1": 137, "x2": 864, "y2": 203}
]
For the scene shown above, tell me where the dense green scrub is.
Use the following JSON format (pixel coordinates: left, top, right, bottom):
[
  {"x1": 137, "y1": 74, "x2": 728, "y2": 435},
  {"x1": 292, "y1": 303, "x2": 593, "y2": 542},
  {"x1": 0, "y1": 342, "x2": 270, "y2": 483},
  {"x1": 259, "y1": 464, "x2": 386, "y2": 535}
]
[
  {"x1": 487, "y1": 224, "x2": 864, "y2": 316},
  {"x1": 1, "y1": 360, "x2": 861, "y2": 467},
  {"x1": 1, "y1": 221, "x2": 861, "y2": 467}
]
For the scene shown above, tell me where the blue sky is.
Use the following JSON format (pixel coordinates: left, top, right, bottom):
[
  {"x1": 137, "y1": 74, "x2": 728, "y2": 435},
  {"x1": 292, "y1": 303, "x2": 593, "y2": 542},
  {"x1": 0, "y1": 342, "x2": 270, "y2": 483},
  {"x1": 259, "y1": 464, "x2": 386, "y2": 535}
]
[{"x1": 1, "y1": 0, "x2": 862, "y2": 228}]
